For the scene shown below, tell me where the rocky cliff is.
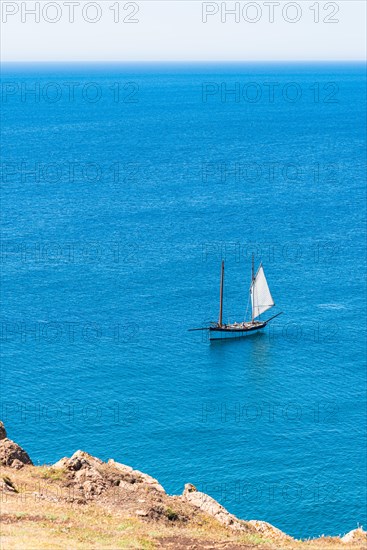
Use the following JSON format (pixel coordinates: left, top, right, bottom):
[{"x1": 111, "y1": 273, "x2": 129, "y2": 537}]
[{"x1": 0, "y1": 421, "x2": 365, "y2": 549}]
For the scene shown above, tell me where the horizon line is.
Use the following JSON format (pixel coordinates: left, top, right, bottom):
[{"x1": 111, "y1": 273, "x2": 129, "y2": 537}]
[{"x1": 1, "y1": 59, "x2": 366, "y2": 65}]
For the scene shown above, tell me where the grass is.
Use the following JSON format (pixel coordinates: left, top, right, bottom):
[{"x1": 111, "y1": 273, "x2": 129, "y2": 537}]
[
  {"x1": 0, "y1": 465, "x2": 364, "y2": 549},
  {"x1": 241, "y1": 533, "x2": 275, "y2": 546},
  {"x1": 37, "y1": 467, "x2": 66, "y2": 481}
]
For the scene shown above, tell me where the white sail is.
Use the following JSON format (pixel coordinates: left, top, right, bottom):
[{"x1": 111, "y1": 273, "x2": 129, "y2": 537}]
[{"x1": 250, "y1": 265, "x2": 274, "y2": 319}]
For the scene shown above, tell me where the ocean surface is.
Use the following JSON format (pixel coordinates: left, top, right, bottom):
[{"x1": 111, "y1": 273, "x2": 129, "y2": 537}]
[{"x1": 1, "y1": 62, "x2": 366, "y2": 539}]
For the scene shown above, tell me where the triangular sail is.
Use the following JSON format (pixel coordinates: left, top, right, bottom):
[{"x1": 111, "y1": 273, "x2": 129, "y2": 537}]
[{"x1": 250, "y1": 265, "x2": 274, "y2": 319}]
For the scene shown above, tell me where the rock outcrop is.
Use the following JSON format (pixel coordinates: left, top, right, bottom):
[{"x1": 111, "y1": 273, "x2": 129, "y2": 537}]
[
  {"x1": 0, "y1": 433, "x2": 33, "y2": 469},
  {"x1": 0, "y1": 421, "x2": 7, "y2": 440},
  {"x1": 247, "y1": 520, "x2": 293, "y2": 542},
  {"x1": 107, "y1": 458, "x2": 165, "y2": 493},
  {"x1": 341, "y1": 527, "x2": 366, "y2": 543},
  {"x1": 52, "y1": 450, "x2": 165, "y2": 501},
  {"x1": 182, "y1": 483, "x2": 247, "y2": 531},
  {"x1": 53, "y1": 450, "x2": 108, "y2": 498},
  {"x1": 181, "y1": 484, "x2": 293, "y2": 543}
]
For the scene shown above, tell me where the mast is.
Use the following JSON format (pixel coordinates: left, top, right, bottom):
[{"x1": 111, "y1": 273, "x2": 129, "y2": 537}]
[
  {"x1": 218, "y1": 260, "x2": 224, "y2": 326},
  {"x1": 251, "y1": 253, "x2": 255, "y2": 322}
]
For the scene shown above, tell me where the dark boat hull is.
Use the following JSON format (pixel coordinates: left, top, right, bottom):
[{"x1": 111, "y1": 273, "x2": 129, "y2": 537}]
[{"x1": 209, "y1": 322, "x2": 266, "y2": 340}]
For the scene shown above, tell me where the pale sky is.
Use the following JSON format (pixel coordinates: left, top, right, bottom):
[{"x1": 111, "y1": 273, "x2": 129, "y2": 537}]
[{"x1": 0, "y1": 1, "x2": 366, "y2": 62}]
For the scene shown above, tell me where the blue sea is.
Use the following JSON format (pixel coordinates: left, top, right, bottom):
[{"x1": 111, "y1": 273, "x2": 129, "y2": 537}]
[{"x1": 1, "y1": 62, "x2": 366, "y2": 539}]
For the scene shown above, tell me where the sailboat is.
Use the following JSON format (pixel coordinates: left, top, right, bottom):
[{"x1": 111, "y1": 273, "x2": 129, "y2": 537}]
[{"x1": 190, "y1": 255, "x2": 282, "y2": 341}]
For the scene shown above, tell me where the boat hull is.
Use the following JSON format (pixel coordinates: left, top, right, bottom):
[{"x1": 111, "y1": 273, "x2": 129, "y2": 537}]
[{"x1": 209, "y1": 322, "x2": 266, "y2": 341}]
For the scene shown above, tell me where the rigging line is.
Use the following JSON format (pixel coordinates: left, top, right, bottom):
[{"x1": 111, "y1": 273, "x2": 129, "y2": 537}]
[{"x1": 245, "y1": 281, "x2": 251, "y2": 322}]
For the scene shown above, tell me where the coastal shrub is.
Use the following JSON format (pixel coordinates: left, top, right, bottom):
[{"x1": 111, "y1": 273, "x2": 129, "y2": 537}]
[
  {"x1": 165, "y1": 507, "x2": 179, "y2": 521},
  {"x1": 39, "y1": 467, "x2": 65, "y2": 481}
]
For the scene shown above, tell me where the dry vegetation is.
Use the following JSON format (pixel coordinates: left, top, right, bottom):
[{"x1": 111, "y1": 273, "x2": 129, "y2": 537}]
[
  {"x1": 1, "y1": 464, "x2": 366, "y2": 550},
  {"x1": 0, "y1": 423, "x2": 365, "y2": 550}
]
